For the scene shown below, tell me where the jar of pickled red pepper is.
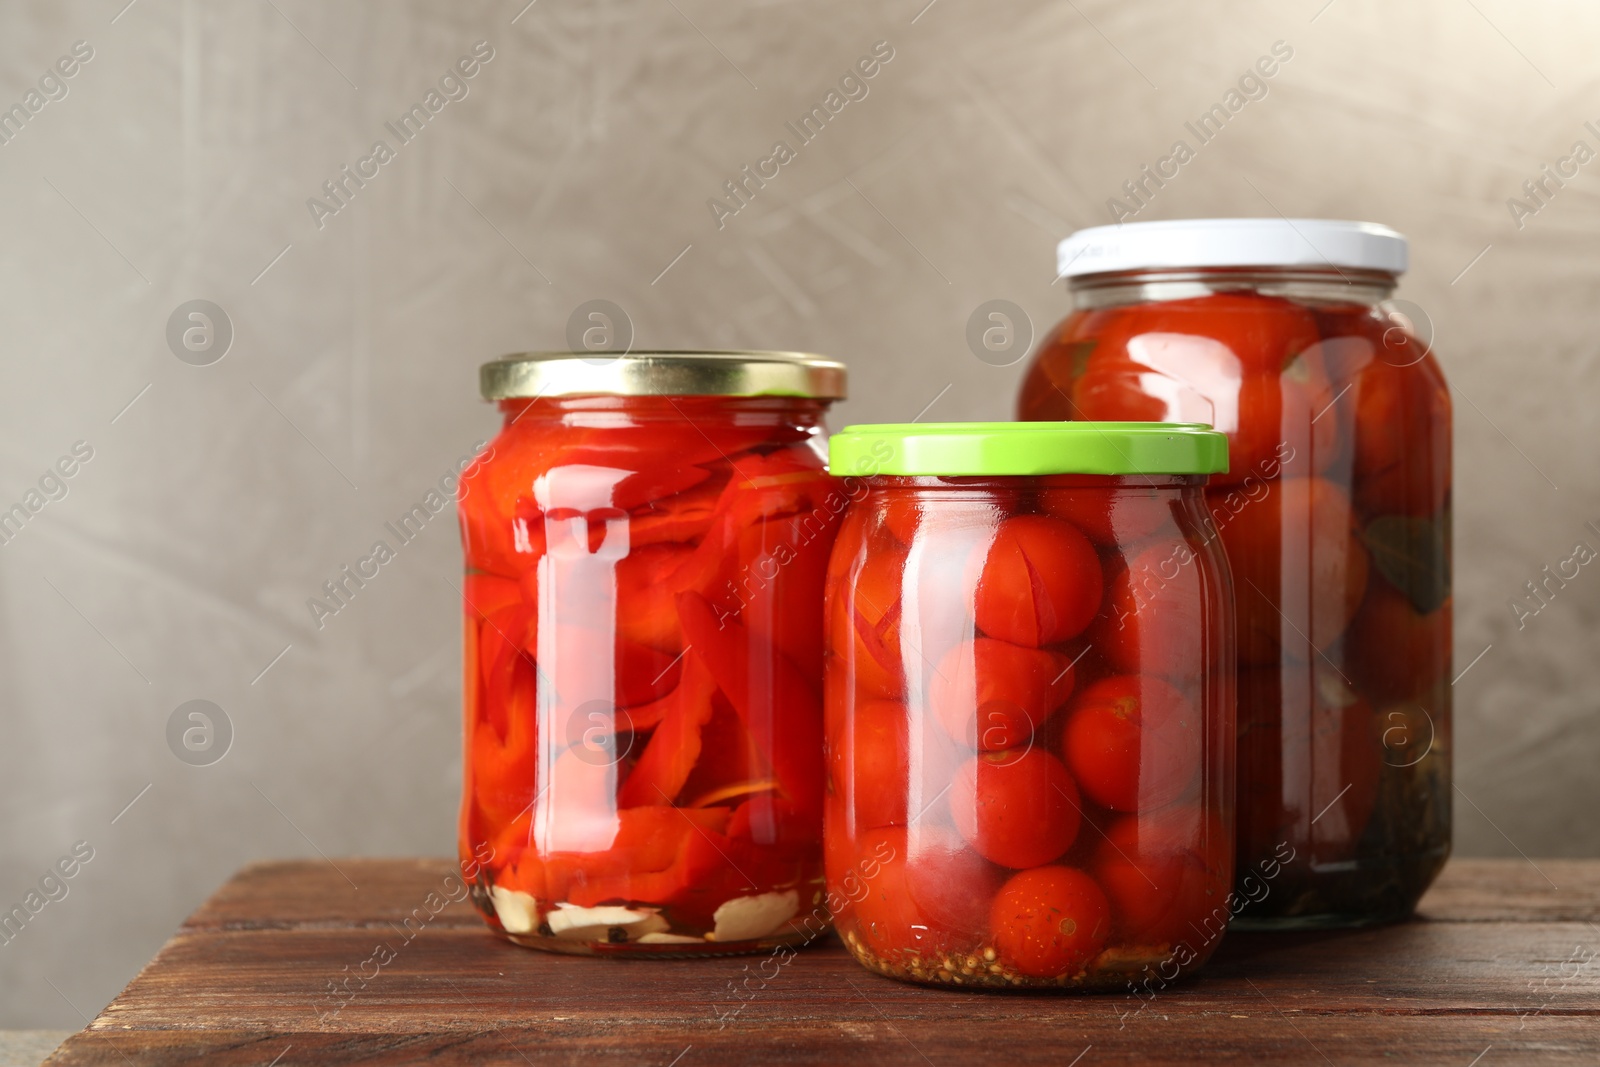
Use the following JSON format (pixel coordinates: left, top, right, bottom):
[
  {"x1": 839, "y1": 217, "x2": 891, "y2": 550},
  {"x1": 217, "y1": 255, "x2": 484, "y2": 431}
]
[
  {"x1": 458, "y1": 351, "x2": 846, "y2": 954},
  {"x1": 823, "y1": 422, "x2": 1236, "y2": 990},
  {"x1": 1021, "y1": 219, "x2": 1452, "y2": 927}
]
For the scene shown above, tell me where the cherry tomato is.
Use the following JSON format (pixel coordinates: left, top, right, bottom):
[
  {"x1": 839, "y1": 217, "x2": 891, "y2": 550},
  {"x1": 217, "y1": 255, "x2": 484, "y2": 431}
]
[
  {"x1": 842, "y1": 828, "x2": 957, "y2": 959},
  {"x1": 931, "y1": 637, "x2": 1077, "y2": 751},
  {"x1": 837, "y1": 700, "x2": 910, "y2": 831},
  {"x1": 1052, "y1": 297, "x2": 1335, "y2": 486},
  {"x1": 1236, "y1": 665, "x2": 1381, "y2": 867},
  {"x1": 1346, "y1": 582, "x2": 1451, "y2": 704},
  {"x1": 829, "y1": 541, "x2": 906, "y2": 701},
  {"x1": 1350, "y1": 355, "x2": 1452, "y2": 518},
  {"x1": 1038, "y1": 481, "x2": 1172, "y2": 547},
  {"x1": 1092, "y1": 806, "x2": 1229, "y2": 946},
  {"x1": 950, "y1": 749, "x2": 1081, "y2": 869},
  {"x1": 879, "y1": 490, "x2": 922, "y2": 546},
  {"x1": 1061, "y1": 674, "x2": 1199, "y2": 812},
  {"x1": 902, "y1": 825, "x2": 1004, "y2": 951},
  {"x1": 989, "y1": 866, "x2": 1111, "y2": 979},
  {"x1": 1133, "y1": 292, "x2": 1323, "y2": 375},
  {"x1": 973, "y1": 515, "x2": 1102, "y2": 647},
  {"x1": 1209, "y1": 476, "x2": 1369, "y2": 665},
  {"x1": 1087, "y1": 538, "x2": 1206, "y2": 679}
]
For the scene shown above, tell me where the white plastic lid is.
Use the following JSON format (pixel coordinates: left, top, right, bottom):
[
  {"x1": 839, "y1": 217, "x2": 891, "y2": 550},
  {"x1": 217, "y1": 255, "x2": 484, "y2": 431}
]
[{"x1": 1057, "y1": 218, "x2": 1408, "y2": 279}]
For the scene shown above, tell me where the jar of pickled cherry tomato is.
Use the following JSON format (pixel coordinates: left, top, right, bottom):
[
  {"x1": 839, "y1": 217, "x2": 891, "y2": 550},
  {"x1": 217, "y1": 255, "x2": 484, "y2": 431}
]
[
  {"x1": 1021, "y1": 219, "x2": 1452, "y2": 927},
  {"x1": 823, "y1": 422, "x2": 1235, "y2": 990},
  {"x1": 458, "y1": 351, "x2": 846, "y2": 955}
]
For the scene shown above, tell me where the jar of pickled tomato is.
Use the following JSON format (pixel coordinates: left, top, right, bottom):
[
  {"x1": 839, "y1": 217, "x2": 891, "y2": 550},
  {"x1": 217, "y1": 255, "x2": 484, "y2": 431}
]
[
  {"x1": 459, "y1": 351, "x2": 846, "y2": 955},
  {"x1": 823, "y1": 422, "x2": 1235, "y2": 990},
  {"x1": 1021, "y1": 219, "x2": 1452, "y2": 927}
]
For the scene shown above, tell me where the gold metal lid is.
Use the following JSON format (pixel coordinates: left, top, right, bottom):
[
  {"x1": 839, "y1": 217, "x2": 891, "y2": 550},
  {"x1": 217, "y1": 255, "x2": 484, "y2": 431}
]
[{"x1": 480, "y1": 351, "x2": 847, "y2": 400}]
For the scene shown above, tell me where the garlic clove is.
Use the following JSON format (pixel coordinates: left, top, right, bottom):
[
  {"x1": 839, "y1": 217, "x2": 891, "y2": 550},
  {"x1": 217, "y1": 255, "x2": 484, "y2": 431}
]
[
  {"x1": 489, "y1": 886, "x2": 540, "y2": 935},
  {"x1": 547, "y1": 902, "x2": 669, "y2": 942},
  {"x1": 710, "y1": 890, "x2": 799, "y2": 942}
]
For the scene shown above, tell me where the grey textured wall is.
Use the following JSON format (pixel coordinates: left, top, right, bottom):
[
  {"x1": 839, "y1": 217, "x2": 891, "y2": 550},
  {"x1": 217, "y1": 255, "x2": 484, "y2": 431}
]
[{"x1": 1, "y1": 0, "x2": 1596, "y2": 1030}]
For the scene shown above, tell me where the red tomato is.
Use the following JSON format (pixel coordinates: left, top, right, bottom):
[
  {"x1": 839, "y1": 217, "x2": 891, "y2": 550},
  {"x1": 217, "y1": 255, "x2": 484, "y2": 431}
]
[
  {"x1": 931, "y1": 638, "x2": 1077, "y2": 751},
  {"x1": 841, "y1": 828, "x2": 958, "y2": 959},
  {"x1": 838, "y1": 700, "x2": 910, "y2": 831},
  {"x1": 879, "y1": 491, "x2": 922, "y2": 546},
  {"x1": 1061, "y1": 674, "x2": 1199, "y2": 812},
  {"x1": 902, "y1": 825, "x2": 1005, "y2": 945},
  {"x1": 1209, "y1": 476, "x2": 1369, "y2": 665},
  {"x1": 1236, "y1": 666, "x2": 1381, "y2": 868},
  {"x1": 989, "y1": 866, "x2": 1111, "y2": 979},
  {"x1": 1350, "y1": 356, "x2": 1452, "y2": 518},
  {"x1": 973, "y1": 515, "x2": 1102, "y2": 647},
  {"x1": 828, "y1": 542, "x2": 907, "y2": 702},
  {"x1": 1346, "y1": 582, "x2": 1452, "y2": 704},
  {"x1": 1037, "y1": 482, "x2": 1172, "y2": 547},
  {"x1": 1016, "y1": 307, "x2": 1118, "y2": 422},
  {"x1": 824, "y1": 791, "x2": 856, "y2": 885},
  {"x1": 1129, "y1": 292, "x2": 1323, "y2": 375},
  {"x1": 1092, "y1": 806, "x2": 1229, "y2": 946},
  {"x1": 949, "y1": 749, "x2": 1081, "y2": 869},
  {"x1": 1087, "y1": 538, "x2": 1207, "y2": 679},
  {"x1": 1055, "y1": 297, "x2": 1335, "y2": 487}
]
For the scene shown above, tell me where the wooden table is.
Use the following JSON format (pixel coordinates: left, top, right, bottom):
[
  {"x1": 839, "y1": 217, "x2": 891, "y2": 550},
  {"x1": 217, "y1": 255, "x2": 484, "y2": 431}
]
[{"x1": 45, "y1": 858, "x2": 1600, "y2": 1065}]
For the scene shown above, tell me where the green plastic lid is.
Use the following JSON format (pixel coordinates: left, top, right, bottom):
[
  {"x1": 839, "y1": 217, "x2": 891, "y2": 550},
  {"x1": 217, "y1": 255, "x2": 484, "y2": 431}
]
[{"x1": 828, "y1": 421, "x2": 1229, "y2": 477}]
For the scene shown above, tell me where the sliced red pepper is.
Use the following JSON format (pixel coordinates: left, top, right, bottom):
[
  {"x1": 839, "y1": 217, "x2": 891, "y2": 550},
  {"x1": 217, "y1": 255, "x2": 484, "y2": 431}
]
[
  {"x1": 462, "y1": 573, "x2": 523, "y2": 621},
  {"x1": 549, "y1": 805, "x2": 732, "y2": 906},
  {"x1": 615, "y1": 543, "x2": 693, "y2": 653},
  {"x1": 615, "y1": 640, "x2": 682, "y2": 708},
  {"x1": 628, "y1": 468, "x2": 729, "y2": 547},
  {"x1": 650, "y1": 818, "x2": 812, "y2": 929},
  {"x1": 737, "y1": 514, "x2": 831, "y2": 675},
  {"x1": 616, "y1": 654, "x2": 720, "y2": 808},
  {"x1": 676, "y1": 696, "x2": 770, "y2": 808},
  {"x1": 676, "y1": 591, "x2": 824, "y2": 824},
  {"x1": 610, "y1": 464, "x2": 712, "y2": 513},
  {"x1": 479, "y1": 604, "x2": 534, "y2": 737},
  {"x1": 470, "y1": 651, "x2": 539, "y2": 829},
  {"x1": 666, "y1": 461, "x2": 833, "y2": 598}
]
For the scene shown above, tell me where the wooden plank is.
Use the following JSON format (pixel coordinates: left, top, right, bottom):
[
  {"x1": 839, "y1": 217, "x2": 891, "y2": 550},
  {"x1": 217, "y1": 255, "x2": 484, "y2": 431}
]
[
  {"x1": 80, "y1": 924, "x2": 1600, "y2": 1030},
  {"x1": 179, "y1": 858, "x2": 1600, "y2": 929},
  {"x1": 1414, "y1": 858, "x2": 1600, "y2": 922},
  {"x1": 41, "y1": 1016, "x2": 1600, "y2": 1066},
  {"x1": 181, "y1": 859, "x2": 481, "y2": 931},
  {"x1": 45, "y1": 859, "x2": 1600, "y2": 1066}
]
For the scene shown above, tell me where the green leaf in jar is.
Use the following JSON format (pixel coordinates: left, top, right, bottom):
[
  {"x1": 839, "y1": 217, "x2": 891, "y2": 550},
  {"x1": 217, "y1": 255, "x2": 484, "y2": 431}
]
[
  {"x1": 1359, "y1": 513, "x2": 1450, "y2": 615},
  {"x1": 1067, "y1": 340, "x2": 1097, "y2": 383}
]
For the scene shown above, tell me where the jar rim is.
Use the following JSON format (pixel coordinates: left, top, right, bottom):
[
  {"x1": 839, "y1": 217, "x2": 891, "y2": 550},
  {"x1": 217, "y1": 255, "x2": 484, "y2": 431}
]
[
  {"x1": 829, "y1": 421, "x2": 1229, "y2": 477},
  {"x1": 480, "y1": 350, "x2": 847, "y2": 400},
  {"x1": 1057, "y1": 218, "x2": 1407, "y2": 280}
]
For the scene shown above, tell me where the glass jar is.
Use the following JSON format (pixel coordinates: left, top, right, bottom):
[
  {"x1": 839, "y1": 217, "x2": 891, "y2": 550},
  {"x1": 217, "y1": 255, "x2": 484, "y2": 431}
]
[
  {"x1": 823, "y1": 422, "x2": 1235, "y2": 990},
  {"x1": 1020, "y1": 219, "x2": 1452, "y2": 927},
  {"x1": 458, "y1": 351, "x2": 847, "y2": 955}
]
